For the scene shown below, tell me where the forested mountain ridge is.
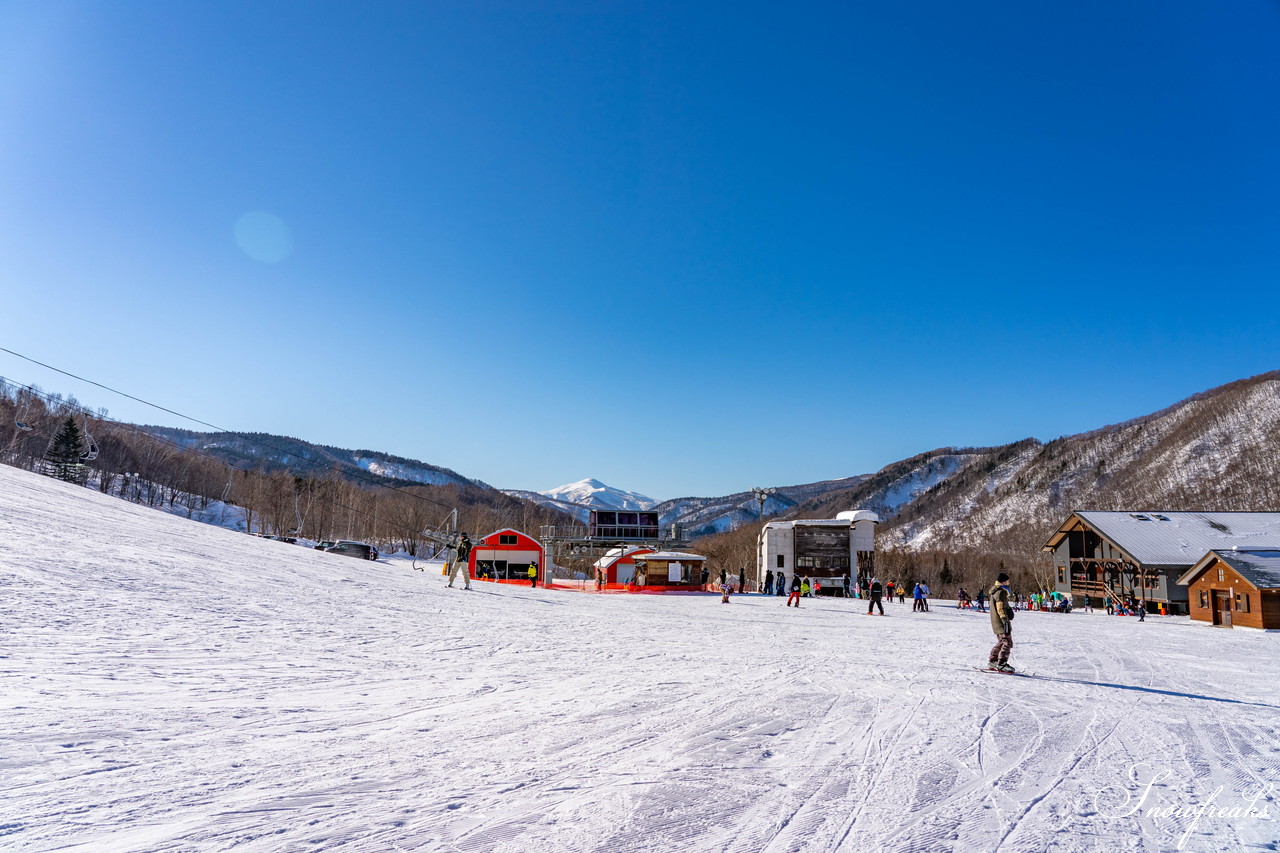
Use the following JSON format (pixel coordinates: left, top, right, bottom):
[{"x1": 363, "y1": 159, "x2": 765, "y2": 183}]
[
  {"x1": 140, "y1": 426, "x2": 489, "y2": 490},
  {"x1": 794, "y1": 370, "x2": 1280, "y2": 555}
]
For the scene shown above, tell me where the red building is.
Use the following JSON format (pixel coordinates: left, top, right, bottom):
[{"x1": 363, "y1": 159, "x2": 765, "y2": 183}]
[{"x1": 470, "y1": 528, "x2": 545, "y2": 585}]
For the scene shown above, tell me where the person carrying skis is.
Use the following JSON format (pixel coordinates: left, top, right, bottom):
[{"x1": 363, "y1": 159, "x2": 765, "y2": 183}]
[
  {"x1": 787, "y1": 575, "x2": 803, "y2": 607},
  {"x1": 987, "y1": 571, "x2": 1016, "y2": 672},
  {"x1": 528, "y1": 560, "x2": 538, "y2": 587},
  {"x1": 866, "y1": 577, "x2": 885, "y2": 616},
  {"x1": 448, "y1": 533, "x2": 473, "y2": 589}
]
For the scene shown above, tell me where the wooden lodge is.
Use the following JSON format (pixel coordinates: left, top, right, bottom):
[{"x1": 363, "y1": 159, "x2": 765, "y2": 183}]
[
  {"x1": 1177, "y1": 550, "x2": 1280, "y2": 630},
  {"x1": 1042, "y1": 511, "x2": 1280, "y2": 616},
  {"x1": 470, "y1": 528, "x2": 545, "y2": 585}
]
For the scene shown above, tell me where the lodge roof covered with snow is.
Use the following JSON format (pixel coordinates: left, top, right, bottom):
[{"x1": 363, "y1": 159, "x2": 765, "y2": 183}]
[
  {"x1": 1044, "y1": 511, "x2": 1280, "y2": 567},
  {"x1": 635, "y1": 551, "x2": 706, "y2": 562},
  {"x1": 1178, "y1": 549, "x2": 1280, "y2": 590}
]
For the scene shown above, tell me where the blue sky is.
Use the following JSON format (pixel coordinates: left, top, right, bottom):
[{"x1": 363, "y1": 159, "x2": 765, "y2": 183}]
[{"x1": 2, "y1": 1, "x2": 1278, "y2": 499}]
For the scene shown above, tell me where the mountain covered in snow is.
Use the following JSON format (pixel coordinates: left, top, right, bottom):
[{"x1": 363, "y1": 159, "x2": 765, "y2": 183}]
[
  {"x1": 541, "y1": 478, "x2": 658, "y2": 511},
  {"x1": 793, "y1": 370, "x2": 1280, "y2": 554},
  {"x1": 142, "y1": 426, "x2": 489, "y2": 490},
  {"x1": 506, "y1": 476, "x2": 869, "y2": 535}
]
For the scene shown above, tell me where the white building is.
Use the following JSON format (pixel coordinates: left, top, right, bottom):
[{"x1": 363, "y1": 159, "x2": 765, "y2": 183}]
[{"x1": 758, "y1": 510, "x2": 879, "y2": 592}]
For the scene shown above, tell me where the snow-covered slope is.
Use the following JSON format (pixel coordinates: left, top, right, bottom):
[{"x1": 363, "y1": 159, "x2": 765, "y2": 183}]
[{"x1": 5, "y1": 462, "x2": 1276, "y2": 851}]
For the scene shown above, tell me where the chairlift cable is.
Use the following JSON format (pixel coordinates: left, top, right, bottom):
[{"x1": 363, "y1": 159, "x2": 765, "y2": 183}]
[
  {"x1": 0, "y1": 348, "x2": 459, "y2": 513},
  {"x1": 0, "y1": 377, "x2": 438, "y2": 544}
]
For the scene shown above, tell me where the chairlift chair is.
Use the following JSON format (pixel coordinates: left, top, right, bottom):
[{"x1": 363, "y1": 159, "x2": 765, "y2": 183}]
[
  {"x1": 79, "y1": 416, "x2": 99, "y2": 462},
  {"x1": 14, "y1": 399, "x2": 34, "y2": 431}
]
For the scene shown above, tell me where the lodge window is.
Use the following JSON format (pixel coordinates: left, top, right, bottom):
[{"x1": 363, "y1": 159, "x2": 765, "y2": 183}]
[
  {"x1": 777, "y1": 554, "x2": 785, "y2": 569},
  {"x1": 1057, "y1": 567, "x2": 1064, "y2": 583},
  {"x1": 1237, "y1": 594, "x2": 1250, "y2": 613},
  {"x1": 1198, "y1": 590, "x2": 1208, "y2": 608},
  {"x1": 1217, "y1": 568, "x2": 1225, "y2": 582},
  {"x1": 499, "y1": 534, "x2": 517, "y2": 545}
]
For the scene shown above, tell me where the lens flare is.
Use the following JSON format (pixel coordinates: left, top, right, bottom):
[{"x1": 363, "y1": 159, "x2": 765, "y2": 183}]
[{"x1": 234, "y1": 211, "x2": 293, "y2": 263}]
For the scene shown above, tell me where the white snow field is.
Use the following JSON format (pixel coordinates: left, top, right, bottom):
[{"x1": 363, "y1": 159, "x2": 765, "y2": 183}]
[{"x1": 2, "y1": 463, "x2": 1278, "y2": 853}]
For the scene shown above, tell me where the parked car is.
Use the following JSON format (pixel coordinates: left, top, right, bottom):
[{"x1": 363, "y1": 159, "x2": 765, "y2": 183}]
[{"x1": 323, "y1": 540, "x2": 378, "y2": 561}]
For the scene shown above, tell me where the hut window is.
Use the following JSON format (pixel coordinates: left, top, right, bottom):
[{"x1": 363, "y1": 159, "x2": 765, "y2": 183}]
[
  {"x1": 1217, "y1": 568, "x2": 1224, "y2": 582},
  {"x1": 499, "y1": 534, "x2": 518, "y2": 545},
  {"x1": 1237, "y1": 594, "x2": 1250, "y2": 613},
  {"x1": 1198, "y1": 590, "x2": 1207, "y2": 608},
  {"x1": 776, "y1": 554, "x2": 784, "y2": 569},
  {"x1": 1057, "y1": 567, "x2": 1064, "y2": 583}
]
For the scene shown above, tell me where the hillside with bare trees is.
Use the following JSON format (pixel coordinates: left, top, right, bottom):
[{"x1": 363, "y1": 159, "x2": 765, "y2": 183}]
[{"x1": 0, "y1": 381, "x2": 572, "y2": 556}]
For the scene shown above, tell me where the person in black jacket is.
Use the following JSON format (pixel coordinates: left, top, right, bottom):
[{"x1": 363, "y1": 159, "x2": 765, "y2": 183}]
[
  {"x1": 448, "y1": 533, "x2": 473, "y2": 589},
  {"x1": 866, "y1": 577, "x2": 885, "y2": 615}
]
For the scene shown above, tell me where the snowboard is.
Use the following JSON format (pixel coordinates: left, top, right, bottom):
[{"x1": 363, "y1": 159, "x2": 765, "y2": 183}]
[{"x1": 974, "y1": 666, "x2": 1035, "y2": 677}]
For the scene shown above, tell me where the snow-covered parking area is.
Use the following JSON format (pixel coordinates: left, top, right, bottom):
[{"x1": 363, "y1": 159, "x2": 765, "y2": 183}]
[{"x1": 2, "y1": 464, "x2": 1277, "y2": 852}]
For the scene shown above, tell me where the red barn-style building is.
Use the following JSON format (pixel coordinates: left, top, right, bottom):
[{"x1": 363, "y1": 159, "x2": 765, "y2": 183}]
[{"x1": 470, "y1": 528, "x2": 545, "y2": 585}]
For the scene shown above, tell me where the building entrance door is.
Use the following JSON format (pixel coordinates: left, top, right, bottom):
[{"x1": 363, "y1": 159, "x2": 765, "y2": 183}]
[{"x1": 1213, "y1": 592, "x2": 1233, "y2": 627}]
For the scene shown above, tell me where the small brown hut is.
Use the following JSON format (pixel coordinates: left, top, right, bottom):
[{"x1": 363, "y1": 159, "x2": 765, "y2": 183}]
[{"x1": 1176, "y1": 550, "x2": 1280, "y2": 630}]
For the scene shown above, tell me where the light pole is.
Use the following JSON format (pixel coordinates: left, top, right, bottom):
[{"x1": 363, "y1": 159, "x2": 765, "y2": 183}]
[
  {"x1": 750, "y1": 486, "x2": 776, "y2": 522},
  {"x1": 750, "y1": 487, "x2": 776, "y2": 594}
]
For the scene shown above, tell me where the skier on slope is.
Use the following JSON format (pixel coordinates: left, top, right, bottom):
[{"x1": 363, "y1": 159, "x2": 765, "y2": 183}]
[
  {"x1": 987, "y1": 571, "x2": 1016, "y2": 673},
  {"x1": 787, "y1": 574, "x2": 803, "y2": 608},
  {"x1": 528, "y1": 560, "x2": 538, "y2": 587},
  {"x1": 448, "y1": 533, "x2": 473, "y2": 589},
  {"x1": 866, "y1": 576, "x2": 885, "y2": 616}
]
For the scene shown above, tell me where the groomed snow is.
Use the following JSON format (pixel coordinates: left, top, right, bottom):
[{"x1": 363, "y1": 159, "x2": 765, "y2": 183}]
[{"x1": 3, "y1": 464, "x2": 1278, "y2": 852}]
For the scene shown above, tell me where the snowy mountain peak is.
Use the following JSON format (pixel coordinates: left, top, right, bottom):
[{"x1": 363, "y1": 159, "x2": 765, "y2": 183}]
[{"x1": 540, "y1": 479, "x2": 658, "y2": 511}]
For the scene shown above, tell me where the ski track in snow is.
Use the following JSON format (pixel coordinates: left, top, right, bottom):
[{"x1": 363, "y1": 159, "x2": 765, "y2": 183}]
[{"x1": 2, "y1": 465, "x2": 1279, "y2": 852}]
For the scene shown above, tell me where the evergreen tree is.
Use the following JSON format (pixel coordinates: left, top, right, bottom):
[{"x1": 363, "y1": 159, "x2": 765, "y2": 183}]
[
  {"x1": 44, "y1": 417, "x2": 86, "y2": 483},
  {"x1": 940, "y1": 558, "x2": 953, "y2": 586}
]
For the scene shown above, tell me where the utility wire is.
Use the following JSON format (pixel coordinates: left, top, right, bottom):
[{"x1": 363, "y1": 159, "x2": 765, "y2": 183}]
[
  {"x1": 0, "y1": 345, "x2": 469, "y2": 513},
  {"x1": 0, "y1": 376, "x2": 442, "y2": 542}
]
